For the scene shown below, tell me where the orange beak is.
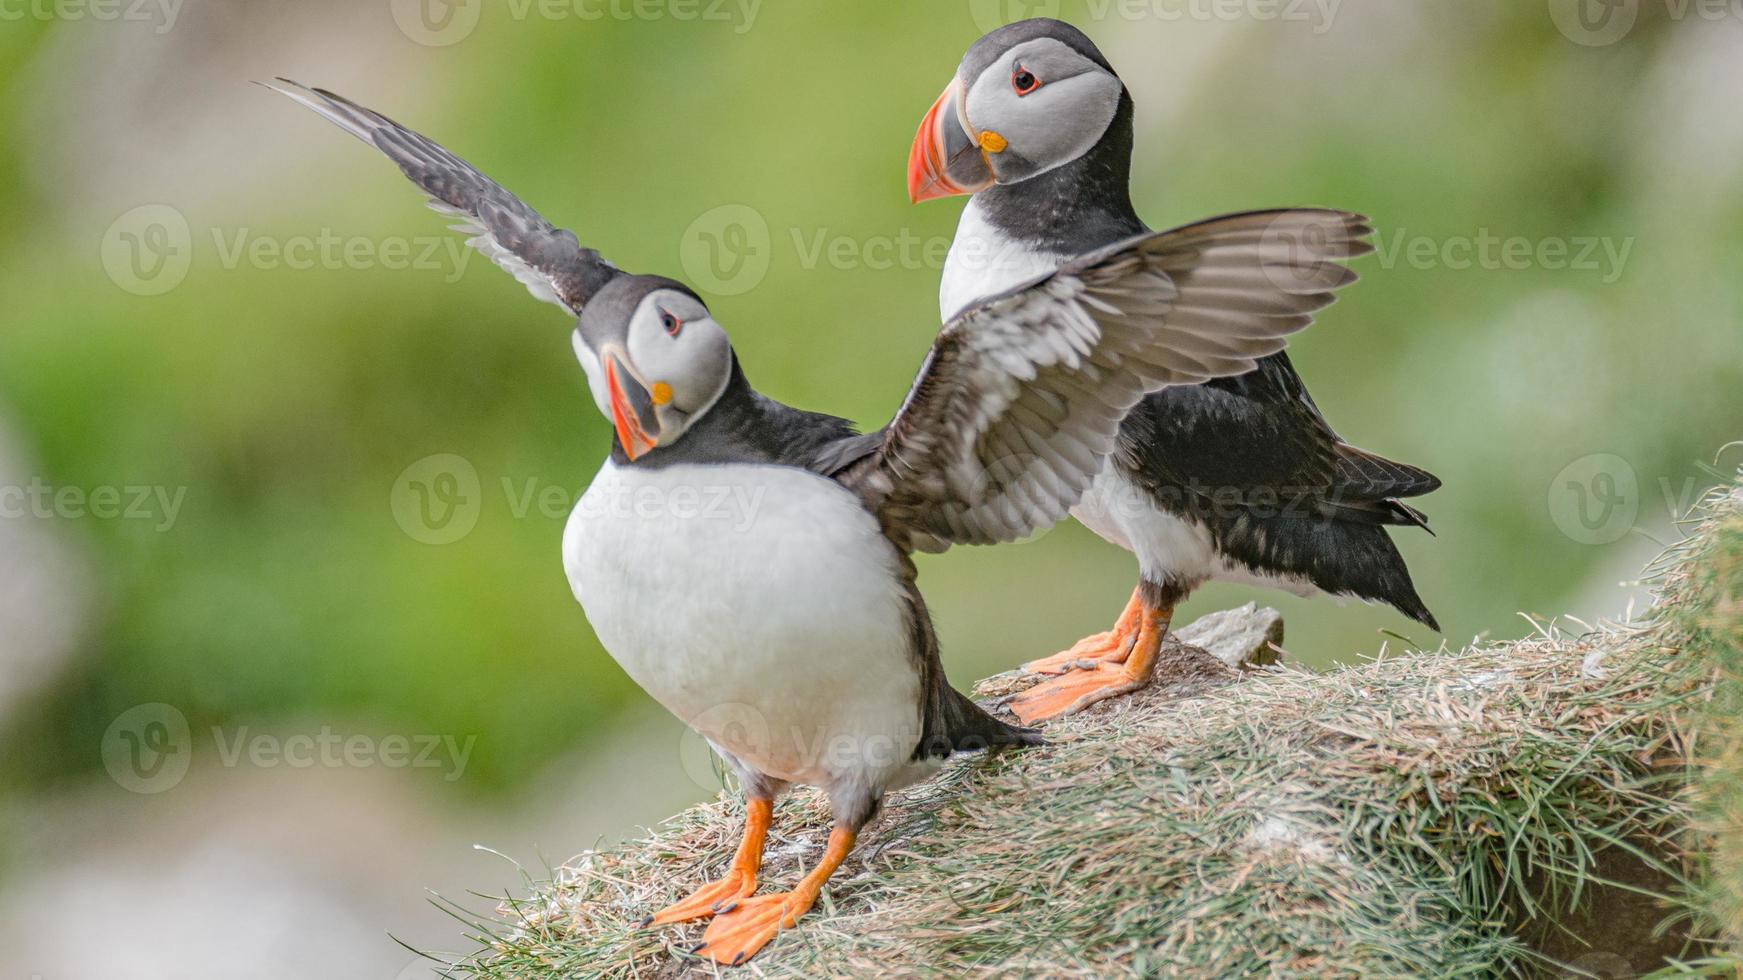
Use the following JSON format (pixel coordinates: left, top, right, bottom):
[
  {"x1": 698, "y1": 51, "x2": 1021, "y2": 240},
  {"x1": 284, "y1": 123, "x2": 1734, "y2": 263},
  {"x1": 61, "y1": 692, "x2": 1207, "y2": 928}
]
[
  {"x1": 908, "y1": 80, "x2": 996, "y2": 203},
  {"x1": 605, "y1": 355, "x2": 659, "y2": 461}
]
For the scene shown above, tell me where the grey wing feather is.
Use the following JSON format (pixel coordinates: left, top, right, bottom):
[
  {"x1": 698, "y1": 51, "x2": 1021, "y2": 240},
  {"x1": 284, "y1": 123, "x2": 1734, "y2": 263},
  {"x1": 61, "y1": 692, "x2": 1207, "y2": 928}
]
[
  {"x1": 845, "y1": 209, "x2": 1373, "y2": 551},
  {"x1": 260, "y1": 78, "x2": 617, "y2": 316}
]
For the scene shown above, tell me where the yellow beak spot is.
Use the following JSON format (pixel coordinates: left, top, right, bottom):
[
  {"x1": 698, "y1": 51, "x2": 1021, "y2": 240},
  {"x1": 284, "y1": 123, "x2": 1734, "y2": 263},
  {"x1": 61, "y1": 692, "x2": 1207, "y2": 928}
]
[
  {"x1": 650, "y1": 382, "x2": 673, "y2": 406},
  {"x1": 979, "y1": 130, "x2": 1008, "y2": 153}
]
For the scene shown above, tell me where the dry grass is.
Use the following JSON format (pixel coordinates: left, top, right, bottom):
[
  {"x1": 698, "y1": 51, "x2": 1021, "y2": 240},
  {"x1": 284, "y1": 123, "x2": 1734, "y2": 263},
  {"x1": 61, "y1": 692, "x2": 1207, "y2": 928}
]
[{"x1": 433, "y1": 480, "x2": 1743, "y2": 979}]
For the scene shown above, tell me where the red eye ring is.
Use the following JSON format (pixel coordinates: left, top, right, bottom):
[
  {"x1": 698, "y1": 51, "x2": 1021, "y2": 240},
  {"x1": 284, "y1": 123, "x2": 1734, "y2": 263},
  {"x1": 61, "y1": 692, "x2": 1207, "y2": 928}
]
[
  {"x1": 660, "y1": 310, "x2": 682, "y2": 336},
  {"x1": 1012, "y1": 67, "x2": 1040, "y2": 96}
]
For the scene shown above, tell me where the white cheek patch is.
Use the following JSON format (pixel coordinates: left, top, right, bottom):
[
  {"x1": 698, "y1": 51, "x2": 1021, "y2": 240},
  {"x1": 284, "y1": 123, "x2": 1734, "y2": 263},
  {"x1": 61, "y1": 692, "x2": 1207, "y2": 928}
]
[
  {"x1": 572, "y1": 330, "x2": 612, "y2": 419},
  {"x1": 627, "y1": 315, "x2": 732, "y2": 418},
  {"x1": 965, "y1": 42, "x2": 1123, "y2": 182}
]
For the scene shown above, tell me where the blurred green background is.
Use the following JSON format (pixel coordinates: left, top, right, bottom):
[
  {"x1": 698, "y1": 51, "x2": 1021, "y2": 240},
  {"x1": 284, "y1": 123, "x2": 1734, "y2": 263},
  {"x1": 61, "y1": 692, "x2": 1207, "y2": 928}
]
[{"x1": 0, "y1": 2, "x2": 1738, "y2": 975}]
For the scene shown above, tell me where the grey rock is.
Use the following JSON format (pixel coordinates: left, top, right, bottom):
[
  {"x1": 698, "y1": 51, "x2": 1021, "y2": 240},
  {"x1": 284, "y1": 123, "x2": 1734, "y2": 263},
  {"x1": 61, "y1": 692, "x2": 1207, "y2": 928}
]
[{"x1": 1173, "y1": 603, "x2": 1285, "y2": 668}]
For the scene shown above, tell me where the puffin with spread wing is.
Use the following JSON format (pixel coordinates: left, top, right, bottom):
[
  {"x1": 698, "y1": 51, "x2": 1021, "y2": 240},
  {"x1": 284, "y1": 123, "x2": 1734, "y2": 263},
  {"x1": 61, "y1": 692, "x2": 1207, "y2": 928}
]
[
  {"x1": 909, "y1": 19, "x2": 1442, "y2": 723},
  {"x1": 266, "y1": 79, "x2": 1369, "y2": 965}
]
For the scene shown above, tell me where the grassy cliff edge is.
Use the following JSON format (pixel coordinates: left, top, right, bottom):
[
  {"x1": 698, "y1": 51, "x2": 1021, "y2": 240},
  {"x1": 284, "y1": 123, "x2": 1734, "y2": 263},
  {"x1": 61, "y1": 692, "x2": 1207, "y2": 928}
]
[{"x1": 440, "y1": 478, "x2": 1743, "y2": 978}]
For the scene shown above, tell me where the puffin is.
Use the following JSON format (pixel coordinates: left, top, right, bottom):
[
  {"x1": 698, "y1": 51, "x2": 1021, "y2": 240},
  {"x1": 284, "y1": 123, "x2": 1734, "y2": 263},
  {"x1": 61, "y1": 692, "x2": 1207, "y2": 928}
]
[
  {"x1": 264, "y1": 77, "x2": 1370, "y2": 964},
  {"x1": 908, "y1": 18, "x2": 1442, "y2": 724}
]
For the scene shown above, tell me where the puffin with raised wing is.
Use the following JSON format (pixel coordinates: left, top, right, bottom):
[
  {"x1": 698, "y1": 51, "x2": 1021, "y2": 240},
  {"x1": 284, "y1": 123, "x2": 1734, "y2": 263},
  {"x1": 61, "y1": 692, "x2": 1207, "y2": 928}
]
[
  {"x1": 265, "y1": 78, "x2": 1370, "y2": 964},
  {"x1": 909, "y1": 18, "x2": 1442, "y2": 723}
]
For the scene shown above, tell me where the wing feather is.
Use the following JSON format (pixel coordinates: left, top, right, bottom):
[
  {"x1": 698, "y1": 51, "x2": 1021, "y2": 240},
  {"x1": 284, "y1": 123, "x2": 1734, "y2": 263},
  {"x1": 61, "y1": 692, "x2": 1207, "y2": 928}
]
[
  {"x1": 843, "y1": 209, "x2": 1373, "y2": 550},
  {"x1": 261, "y1": 78, "x2": 617, "y2": 317}
]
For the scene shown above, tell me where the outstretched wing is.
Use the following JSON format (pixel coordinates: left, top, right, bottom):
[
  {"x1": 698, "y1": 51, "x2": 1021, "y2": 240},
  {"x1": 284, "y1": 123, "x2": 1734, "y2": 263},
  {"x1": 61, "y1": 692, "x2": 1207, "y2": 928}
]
[
  {"x1": 842, "y1": 209, "x2": 1373, "y2": 551},
  {"x1": 261, "y1": 78, "x2": 617, "y2": 316}
]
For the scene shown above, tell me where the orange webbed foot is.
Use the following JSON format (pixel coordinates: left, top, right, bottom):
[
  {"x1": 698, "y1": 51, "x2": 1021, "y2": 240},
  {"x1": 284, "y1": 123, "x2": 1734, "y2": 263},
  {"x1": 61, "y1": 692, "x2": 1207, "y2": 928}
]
[
  {"x1": 1023, "y1": 585, "x2": 1145, "y2": 676},
  {"x1": 1008, "y1": 660, "x2": 1147, "y2": 723},
  {"x1": 1010, "y1": 593, "x2": 1175, "y2": 724},
  {"x1": 641, "y1": 797, "x2": 771, "y2": 927},
  {"x1": 639, "y1": 868, "x2": 756, "y2": 926},
  {"x1": 689, "y1": 825, "x2": 856, "y2": 967},
  {"x1": 692, "y1": 890, "x2": 816, "y2": 966},
  {"x1": 1021, "y1": 629, "x2": 1129, "y2": 675}
]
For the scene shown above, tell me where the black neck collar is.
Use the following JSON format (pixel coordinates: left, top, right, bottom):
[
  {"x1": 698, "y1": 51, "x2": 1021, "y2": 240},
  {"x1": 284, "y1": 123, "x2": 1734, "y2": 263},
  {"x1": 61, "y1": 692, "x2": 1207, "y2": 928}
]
[{"x1": 971, "y1": 91, "x2": 1146, "y2": 254}]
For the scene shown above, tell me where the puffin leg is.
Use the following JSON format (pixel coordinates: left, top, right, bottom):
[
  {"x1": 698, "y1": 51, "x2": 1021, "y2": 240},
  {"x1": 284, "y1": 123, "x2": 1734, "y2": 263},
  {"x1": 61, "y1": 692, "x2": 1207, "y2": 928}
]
[
  {"x1": 641, "y1": 797, "x2": 772, "y2": 926},
  {"x1": 1008, "y1": 583, "x2": 1179, "y2": 723},
  {"x1": 692, "y1": 824, "x2": 857, "y2": 966},
  {"x1": 1022, "y1": 585, "x2": 1145, "y2": 675}
]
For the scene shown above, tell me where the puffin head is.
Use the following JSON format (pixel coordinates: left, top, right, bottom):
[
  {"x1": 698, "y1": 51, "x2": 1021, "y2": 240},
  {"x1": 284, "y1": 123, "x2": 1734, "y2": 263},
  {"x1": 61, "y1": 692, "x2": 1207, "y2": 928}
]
[
  {"x1": 573, "y1": 275, "x2": 733, "y2": 461},
  {"x1": 909, "y1": 18, "x2": 1126, "y2": 203}
]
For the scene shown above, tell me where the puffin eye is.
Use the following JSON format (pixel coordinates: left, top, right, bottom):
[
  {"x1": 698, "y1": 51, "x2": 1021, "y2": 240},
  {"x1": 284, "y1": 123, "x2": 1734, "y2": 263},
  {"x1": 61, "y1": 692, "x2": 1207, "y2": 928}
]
[
  {"x1": 660, "y1": 310, "x2": 682, "y2": 336},
  {"x1": 1011, "y1": 68, "x2": 1040, "y2": 96}
]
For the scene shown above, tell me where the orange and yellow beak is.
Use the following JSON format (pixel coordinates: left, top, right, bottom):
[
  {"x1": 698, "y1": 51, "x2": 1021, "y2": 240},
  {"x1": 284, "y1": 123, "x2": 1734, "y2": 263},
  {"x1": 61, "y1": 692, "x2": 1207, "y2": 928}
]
[
  {"x1": 908, "y1": 80, "x2": 998, "y2": 203},
  {"x1": 604, "y1": 351, "x2": 662, "y2": 461}
]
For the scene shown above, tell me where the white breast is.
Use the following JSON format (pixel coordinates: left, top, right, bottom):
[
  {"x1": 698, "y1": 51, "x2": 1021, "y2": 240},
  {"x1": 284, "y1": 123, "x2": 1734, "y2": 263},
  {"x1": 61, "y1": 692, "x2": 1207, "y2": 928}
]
[
  {"x1": 939, "y1": 198, "x2": 1066, "y2": 321},
  {"x1": 1070, "y1": 463, "x2": 1322, "y2": 598},
  {"x1": 563, "y1": 461, "x2": 925, "y2": 789}
]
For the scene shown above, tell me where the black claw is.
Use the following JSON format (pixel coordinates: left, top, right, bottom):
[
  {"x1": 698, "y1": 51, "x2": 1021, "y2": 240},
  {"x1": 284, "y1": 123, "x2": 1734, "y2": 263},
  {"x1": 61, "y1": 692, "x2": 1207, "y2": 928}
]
[
  {"x1": 732, "y1": 952, "x2": 747, "y2": 966},
  {"x1": 715, "y1": 900, "x2": 739, "y2": 914},
  {"x1": 636, "y1": 915, "x2": 653, "y2": 928},
  {"x1": 688, "y1": 941, "x2": 707, "y2": 955}
]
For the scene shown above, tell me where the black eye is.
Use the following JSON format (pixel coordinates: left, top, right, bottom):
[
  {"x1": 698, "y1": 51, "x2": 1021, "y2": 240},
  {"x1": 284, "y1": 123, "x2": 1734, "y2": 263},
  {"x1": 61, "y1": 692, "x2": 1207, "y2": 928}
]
[
  {"x1": 1012, "y1": 68, "x2": 1040, "y2": 96},
  {"x1": 661, "y1": 310, "x2": 682, "y2": 336}
]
